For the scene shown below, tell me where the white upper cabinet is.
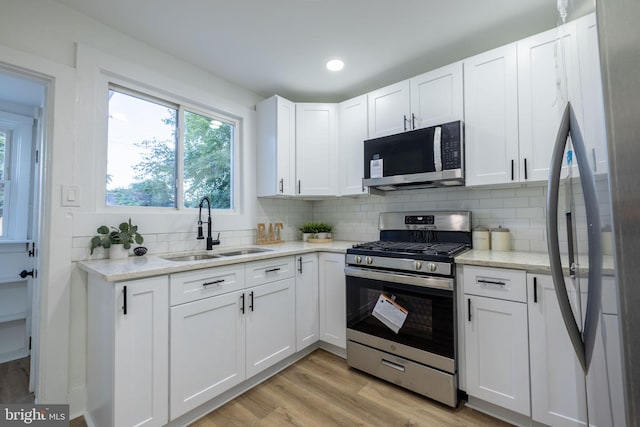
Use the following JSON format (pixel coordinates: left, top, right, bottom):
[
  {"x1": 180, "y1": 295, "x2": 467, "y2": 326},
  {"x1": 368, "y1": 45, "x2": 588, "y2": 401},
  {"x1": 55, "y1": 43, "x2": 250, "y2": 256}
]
[
  {"x1": 410, "y1": 61, "x2": 463, "y2": 129},
  {"x1": 518, "y1": 22, "x2": 582, "y2": 182},
  {"x1": 464, "y1": 43, "x2": 519, "y2": 186},
  {"x1": 295, "y1": 103, "x2": 339, "y2": 196},
  {"x1": 576, "y1": 13, "x2": 608, "y2": 175},
  {"x1": 367, "y1": 80, "x2": 411, "y2": 138},
  {"x1": 338, "y1": 95, "x2": 368, "y2": 196},
  {"x1": 367, "y1": 62, "x2": 463, "y2": 139},
  {"x1": 257, "y1": 95, "x2": 296, "y2": 196}
]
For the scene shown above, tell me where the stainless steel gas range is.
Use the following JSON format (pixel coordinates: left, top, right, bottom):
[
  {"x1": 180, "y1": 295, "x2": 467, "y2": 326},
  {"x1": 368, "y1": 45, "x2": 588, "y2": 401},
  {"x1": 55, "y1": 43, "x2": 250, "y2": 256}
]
[{"x1": 345, "y1": 211, "x2": 471, "y2": 407}]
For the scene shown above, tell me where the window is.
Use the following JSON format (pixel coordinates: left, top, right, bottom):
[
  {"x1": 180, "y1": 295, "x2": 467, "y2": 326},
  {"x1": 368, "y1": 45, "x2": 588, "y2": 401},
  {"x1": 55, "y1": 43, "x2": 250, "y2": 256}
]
[{"x1": 106, "y1": 86, "x2": 235, "y2": 209}]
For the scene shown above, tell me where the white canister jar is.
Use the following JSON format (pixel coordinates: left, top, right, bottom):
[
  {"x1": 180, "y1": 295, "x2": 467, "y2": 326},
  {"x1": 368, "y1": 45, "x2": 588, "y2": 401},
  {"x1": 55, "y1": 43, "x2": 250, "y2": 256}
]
[
  {"x1": 472, "y1": 227, "x2": 491, "y2": 250},
  {"x1": 490, "y1": 226, "x2": 511, "y2": 251}
]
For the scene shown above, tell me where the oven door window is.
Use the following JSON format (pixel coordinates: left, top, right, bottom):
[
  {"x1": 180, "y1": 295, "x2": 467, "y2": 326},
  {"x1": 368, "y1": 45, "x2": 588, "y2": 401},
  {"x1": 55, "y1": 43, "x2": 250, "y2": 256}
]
[{"x1": 346, "y1": 274, "x2": 454, "y2": 359}]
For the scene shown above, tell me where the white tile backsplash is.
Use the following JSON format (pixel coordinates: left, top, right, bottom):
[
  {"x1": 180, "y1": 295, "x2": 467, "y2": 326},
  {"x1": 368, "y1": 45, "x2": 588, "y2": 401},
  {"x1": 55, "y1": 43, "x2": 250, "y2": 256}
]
[{"x1": 73, "y1": 176, "x2": 613, "y2": 261}]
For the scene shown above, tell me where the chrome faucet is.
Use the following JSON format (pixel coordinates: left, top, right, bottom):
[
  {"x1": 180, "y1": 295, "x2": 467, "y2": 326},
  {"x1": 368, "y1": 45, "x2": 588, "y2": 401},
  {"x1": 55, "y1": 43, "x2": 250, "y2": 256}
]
[{"x1": 197, "y1": 196, "x2": 220, "y2": 250}]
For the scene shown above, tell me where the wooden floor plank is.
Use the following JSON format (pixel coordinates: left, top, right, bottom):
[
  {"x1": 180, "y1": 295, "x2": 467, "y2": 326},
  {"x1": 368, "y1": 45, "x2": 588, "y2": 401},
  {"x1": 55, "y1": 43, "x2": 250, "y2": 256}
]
[
  {"x1": 193, "y1": 349, "x2": 512, "y2": 426},
  {"x1": 0, "y1": 357, "x2": 33, "y2": 404}
]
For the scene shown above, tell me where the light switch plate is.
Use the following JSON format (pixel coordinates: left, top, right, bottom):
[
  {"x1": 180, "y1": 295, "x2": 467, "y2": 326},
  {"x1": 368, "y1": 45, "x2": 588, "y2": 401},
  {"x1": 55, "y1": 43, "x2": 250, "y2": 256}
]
[{"x1": 62, "y1": 184, "x2": 81, "y2": 207}]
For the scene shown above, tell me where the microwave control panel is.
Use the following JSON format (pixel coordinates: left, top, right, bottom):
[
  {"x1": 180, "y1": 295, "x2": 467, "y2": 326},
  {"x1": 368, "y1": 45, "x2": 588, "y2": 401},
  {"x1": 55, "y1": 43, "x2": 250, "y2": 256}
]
[{"x1": 440, "y1": 122, "x2": 462, "y2": 170}]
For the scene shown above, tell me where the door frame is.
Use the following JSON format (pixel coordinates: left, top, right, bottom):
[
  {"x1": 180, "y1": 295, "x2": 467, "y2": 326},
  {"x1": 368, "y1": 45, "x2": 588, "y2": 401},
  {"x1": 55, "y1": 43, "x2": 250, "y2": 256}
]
[{"x1": 0, "y1": 44, "x2": 76, "y2": 405}]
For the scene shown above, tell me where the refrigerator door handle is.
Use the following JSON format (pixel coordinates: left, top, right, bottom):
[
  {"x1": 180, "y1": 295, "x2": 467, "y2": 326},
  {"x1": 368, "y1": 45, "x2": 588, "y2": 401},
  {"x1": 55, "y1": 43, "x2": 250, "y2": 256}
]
[
  {"x1": 568, "y1": 103, "x2": 603, "y2": 373},
  {"x1": 546, "y1": 102, "x2": 587, "y2": 372}
]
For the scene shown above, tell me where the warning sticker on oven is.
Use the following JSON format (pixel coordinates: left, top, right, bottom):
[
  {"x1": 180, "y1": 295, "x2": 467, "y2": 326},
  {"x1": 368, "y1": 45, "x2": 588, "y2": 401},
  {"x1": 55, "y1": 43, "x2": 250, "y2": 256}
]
[
  {"x1": 370, "y1": 158, "x2": 383, "y2": 178},
  {"x1": 372, "y1": 294, "x2": 408, "y2": 334}
]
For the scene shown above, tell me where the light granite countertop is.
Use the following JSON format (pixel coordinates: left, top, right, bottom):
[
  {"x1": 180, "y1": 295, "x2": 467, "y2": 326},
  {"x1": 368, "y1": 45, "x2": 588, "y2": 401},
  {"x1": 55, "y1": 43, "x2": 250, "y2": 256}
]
[
  {"x1": 78, "y1": 242, "x2": 615, "y2": 283},
  {"x1": 455, "y1": 249, "x2": 615, "y2": 276},
  {"x1": 77, "y1": 241, "x2": 358, "y2": 282}
]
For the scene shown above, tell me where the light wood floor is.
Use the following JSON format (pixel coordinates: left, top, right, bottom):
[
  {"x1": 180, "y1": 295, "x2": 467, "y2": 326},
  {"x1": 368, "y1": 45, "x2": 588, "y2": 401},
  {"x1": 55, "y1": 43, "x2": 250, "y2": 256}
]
[
  {"x1": 0, "y1": 357, "x2": 34, "y2": 404},
  {"x1": 191, "y1": 349, "x2": 512, "y2": 427}
]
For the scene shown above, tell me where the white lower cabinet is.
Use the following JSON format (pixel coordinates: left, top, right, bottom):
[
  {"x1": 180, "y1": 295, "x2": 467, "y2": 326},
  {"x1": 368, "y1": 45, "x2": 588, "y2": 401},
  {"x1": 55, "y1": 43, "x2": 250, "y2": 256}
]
[
  {"x1": 245, "y1": 277, "x2": 296, "y2": 377},
  {"x1": 87, "y1": 275, "x2": 169, "y2": 427},
  {"x1": 528, "y1": 273, "x2": 588, "y2": 427},
  {"x1": 170, "y1": 290, "x2": 246, "y2": 420},
  {"x1": 318, "y1": 252, "x2": 346, "y2": 349},
  {"x1": 463, "y1": 266, "x2": 530, "y2": 416},
  {"x1": 295, "y1": 254, "x2": 319, "y2": 351},
  {"x1": 170, "y1": 257, "x2": 296, "y2": 419}
]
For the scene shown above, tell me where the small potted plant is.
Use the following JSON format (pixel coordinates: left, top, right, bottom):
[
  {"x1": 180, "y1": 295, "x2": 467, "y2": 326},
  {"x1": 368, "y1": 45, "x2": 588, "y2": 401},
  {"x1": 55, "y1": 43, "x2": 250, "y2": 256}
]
[
  {"x1": 314, "y1": 223, "x2": 333, "y2": 240},
  {"x1": 90, "y1": 218, "x2": 144, "y2": 259},
  {"x1": 299, "y1": 222, "x2": 318, "y2": 242}
]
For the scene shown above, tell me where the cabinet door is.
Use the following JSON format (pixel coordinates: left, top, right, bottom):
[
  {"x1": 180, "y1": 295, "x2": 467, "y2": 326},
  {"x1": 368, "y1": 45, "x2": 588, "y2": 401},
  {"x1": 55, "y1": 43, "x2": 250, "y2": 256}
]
[
  {"x1": 367, "y1": 80, "x2": 411, "y2": 138},
  {"x1": 169, "y1": 291, "x2": 246, "y2": 420},
  {"x1": 295, "y1": 254, "x2": 319, "y2": 351},
  {"x1": 410, "y1": 61, "x2": 463, "y2": 129},
  {"x1": 584, "y1": 276, "x2": 626, "y2": 427},
  {"x1": 528, "y1": 274, "x2": 587, "y2": 427},
  {"x1": 114, "y1": 277, "x2": 169, "y2": 427},
  {"x1": 518, "y1": 23, "x2": 582, "y2": 182},
  {"x1": 256, "y1": 95, "x2": 296, "y2": 196},
  {"x1": 295, "y1": 103, "x2": 338, "y2": 196},
  {"x1": 464, "y1": 294, "x2": 530, "y2": 416},
  {"x1": 576, "y1": 14, "x2": 608, "y2": 175},
  {"x1": 245, "y1": 278, "x2": 296, "y2": 377},
  {"x1": 338, "y1": 95, "x2": 368, "y2": 196},
  {"x1": 318, "y1": 252, "x2": 346, "y2": 349},
  {"x1": 464, "y1": 44, "x2": 519, "y2": 186}
]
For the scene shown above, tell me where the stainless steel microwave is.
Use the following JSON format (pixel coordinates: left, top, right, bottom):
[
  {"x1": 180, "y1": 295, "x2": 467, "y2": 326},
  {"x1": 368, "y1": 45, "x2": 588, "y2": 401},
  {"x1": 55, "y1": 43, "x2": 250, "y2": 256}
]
[{"x1": 363, "y1": 121, "x2": 464, "y2": 191}]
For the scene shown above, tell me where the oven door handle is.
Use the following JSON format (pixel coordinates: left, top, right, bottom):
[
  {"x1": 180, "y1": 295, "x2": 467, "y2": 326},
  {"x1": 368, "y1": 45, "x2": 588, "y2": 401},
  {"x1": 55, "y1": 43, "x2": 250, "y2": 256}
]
[{"x1": 344, "y1": 266, "x2": 453, "y2": 291}]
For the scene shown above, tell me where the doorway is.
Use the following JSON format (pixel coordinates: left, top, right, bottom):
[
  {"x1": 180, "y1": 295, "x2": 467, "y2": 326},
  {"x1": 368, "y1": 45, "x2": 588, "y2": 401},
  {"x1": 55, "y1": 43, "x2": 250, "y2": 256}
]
[{"x1": 0, "y1": 68, "x2": 46, "y2": 404}]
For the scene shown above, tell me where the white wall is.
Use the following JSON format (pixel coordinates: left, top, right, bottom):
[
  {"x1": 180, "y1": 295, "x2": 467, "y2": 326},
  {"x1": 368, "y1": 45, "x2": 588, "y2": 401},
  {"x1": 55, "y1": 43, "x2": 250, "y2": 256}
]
[{"x1": 0, "y1": 0, "x2": 266, "y2": 417}]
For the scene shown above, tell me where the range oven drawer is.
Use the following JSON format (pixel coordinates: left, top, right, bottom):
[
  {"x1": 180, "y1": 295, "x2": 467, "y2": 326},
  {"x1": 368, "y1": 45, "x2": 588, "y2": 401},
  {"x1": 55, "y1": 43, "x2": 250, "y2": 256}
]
[{"x1": 347, "y1": 340, "x2": 457, "y2": 407}]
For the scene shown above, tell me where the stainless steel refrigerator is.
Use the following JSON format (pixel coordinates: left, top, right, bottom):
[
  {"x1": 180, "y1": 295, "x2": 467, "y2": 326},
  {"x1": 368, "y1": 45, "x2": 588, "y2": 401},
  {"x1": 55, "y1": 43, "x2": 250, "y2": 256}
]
[{"x1": 545, "y1": 2, "x2": 639, "y2": 426}]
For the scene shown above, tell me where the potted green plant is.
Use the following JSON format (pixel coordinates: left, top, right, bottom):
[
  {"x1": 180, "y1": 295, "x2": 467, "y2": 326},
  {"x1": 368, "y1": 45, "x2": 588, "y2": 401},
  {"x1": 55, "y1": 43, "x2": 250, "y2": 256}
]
[
  {"x1": 90, "y1": 218, "x2": 144, "y2": 259},
  {"x1": 299, "y1": 222, "x2": 318, "y2": 242},
  {"x1": 314, "y1": 223, "x2": 333, "y2": 240}
]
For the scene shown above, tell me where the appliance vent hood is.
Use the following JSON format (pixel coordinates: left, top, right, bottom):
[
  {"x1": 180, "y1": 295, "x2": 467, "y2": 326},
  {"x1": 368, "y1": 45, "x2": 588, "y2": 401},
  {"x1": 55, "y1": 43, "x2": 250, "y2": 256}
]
[{"x1": 363, "y1": 170, "x2": 465, "y2": 192}]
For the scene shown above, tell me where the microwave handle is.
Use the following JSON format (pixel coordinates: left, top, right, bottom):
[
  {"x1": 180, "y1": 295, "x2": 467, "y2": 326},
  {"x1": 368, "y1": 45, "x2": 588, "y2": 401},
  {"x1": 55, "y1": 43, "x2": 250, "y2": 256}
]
[{"x1": 433, "y1": 126, "x2": 442, "y2": 172}]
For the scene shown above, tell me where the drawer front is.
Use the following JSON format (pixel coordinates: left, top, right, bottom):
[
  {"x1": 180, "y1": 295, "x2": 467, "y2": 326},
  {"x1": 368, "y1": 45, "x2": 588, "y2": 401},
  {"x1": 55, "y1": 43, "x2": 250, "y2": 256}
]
[
  {"x1": 170, "y1": 265, "x2": 245, "y2": 306},
  {"x1": 245, "y1": 256, "x2": 295, "y2": 286},
  {"x1": 463, "y1": 265, "x2": 527, "y2": 303}
]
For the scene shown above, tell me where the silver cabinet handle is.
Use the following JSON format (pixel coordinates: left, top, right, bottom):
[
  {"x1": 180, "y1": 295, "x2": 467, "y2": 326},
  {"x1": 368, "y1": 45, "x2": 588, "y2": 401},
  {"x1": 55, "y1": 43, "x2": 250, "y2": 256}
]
[{"x1": 381, "y1": 358, "x2": 405, "y2": 372}]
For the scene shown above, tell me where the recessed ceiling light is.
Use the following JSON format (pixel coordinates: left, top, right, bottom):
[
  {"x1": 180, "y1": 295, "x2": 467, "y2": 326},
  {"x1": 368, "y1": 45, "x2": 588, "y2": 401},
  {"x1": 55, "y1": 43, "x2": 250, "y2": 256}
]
[{"x1": 326, "y1": 59, "x2": 344, "y2": 72}]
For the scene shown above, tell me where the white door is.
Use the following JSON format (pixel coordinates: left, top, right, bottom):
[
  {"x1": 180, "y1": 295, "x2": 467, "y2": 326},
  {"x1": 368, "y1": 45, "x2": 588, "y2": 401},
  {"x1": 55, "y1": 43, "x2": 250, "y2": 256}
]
[
  {"x1": 245, "y1": 278, "x2": 296, "y2": 377},
  {"x1": 338, "y1": 95, "x2": 368, "y2": 196},
  {"x1": 464, "y1": 44, "x2": 519, "y2": 186},
  {"x1": 295, "y1": 103, "x2": 338, "y2": 196},
  {"x1": 464, "y1": 294, "x2": 530, "y2": 416},
  {"x1": 518, "y1": 23, "x2": 582, "y2": 182},
  {"x1": 367, "y1": 80, "x2": 410, "y2": 138},
  {"x1": 0, "y1": 111, "x2": 35, "y2": 365},
  {"x1": 295, "y1": 254, "x2": 319, "y2": 351},
  {"x1": 528, "y1": 274, "x2": 588, "y2": 427},
  {"x1": 169, "y1": 290, "x2": 246, "y2": 419},
  {"x1": 409, "y1": 61, "x2": 463, "y2": 129}
]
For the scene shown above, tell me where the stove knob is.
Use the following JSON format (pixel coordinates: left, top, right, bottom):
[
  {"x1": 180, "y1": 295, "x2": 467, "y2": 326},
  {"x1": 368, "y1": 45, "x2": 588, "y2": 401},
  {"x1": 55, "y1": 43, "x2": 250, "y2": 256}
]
[
  {"x1": 427, "y1": 262, "x2": 437, "y2": 272},
  {"x1": 355, "y1": 255, "x2": 362, "y2": 264},
  {"x1": 366, "y1": 256, "x2": 373, "y2": 265},
  {"x1": 414, "y1": 261, "x2": 423, "y2": 270}
]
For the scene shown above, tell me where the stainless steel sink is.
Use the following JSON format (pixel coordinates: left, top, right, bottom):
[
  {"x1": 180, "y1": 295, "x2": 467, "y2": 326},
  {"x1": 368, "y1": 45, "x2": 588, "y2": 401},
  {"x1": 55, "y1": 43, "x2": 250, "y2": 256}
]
[
  {"x1": 218, "y1": 248, "x2": 273, "y2": 256},
  {"x1": 162, "y1": 254, "x2": 223, "y2": 262}
]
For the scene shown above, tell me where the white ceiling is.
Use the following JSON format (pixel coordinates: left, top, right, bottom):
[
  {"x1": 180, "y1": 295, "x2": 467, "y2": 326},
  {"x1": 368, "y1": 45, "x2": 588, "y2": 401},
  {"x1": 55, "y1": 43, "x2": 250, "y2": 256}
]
[{"x1": 54, "y1": 1, "x2": 574, "y2": 102}]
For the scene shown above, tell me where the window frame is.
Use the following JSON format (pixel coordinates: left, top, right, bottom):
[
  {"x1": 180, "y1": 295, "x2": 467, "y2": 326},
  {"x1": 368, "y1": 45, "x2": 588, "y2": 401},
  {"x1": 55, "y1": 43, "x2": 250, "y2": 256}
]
[{"x1": 105, "y1": 82, "x2": 240, "y2": 213}]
